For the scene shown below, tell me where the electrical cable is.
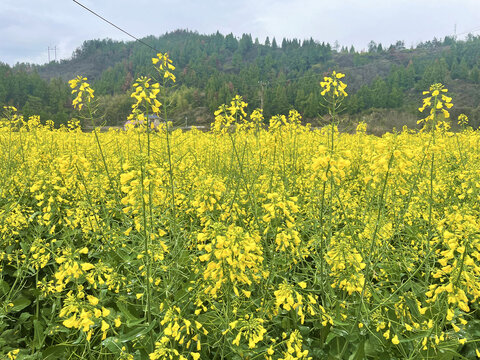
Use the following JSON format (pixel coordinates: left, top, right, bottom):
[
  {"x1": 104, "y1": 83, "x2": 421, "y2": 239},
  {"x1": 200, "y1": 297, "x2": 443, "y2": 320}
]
[
  {"x1": 72, "y1": 0, "x2": 478, "y2": 92},
  {"x1": 72, "y1": 0, "x2": 161, "y2": 54}
]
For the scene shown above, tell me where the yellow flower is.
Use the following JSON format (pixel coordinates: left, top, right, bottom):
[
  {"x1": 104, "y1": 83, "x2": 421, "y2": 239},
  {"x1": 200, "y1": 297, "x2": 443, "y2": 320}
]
[
  {"x1": 458, "y1": 113, "x2": 469, "y2": 126},
  {"x1": 320, "y1": 71, "x2": 348, "y2": 99},
  {"x1": 101, "y1": 319, "x2": 110, "y2": 332},
  {"x1": 63, "y1": 314, "x2": 79, "y2": 328},
  {"x1": 418, "y1": 83, "x2": 453, "y2": 127},
  {"x1": 79, "y1": 310, "x2": 94, "y2": 332},
  {"x1": 101, "y1": 320, "x2": 110, "y2": 340},
  {"x1": 392, "y1": 335, "x2": 400, "y2": 345},
  {"x1": 242, "y1": 289, "x2": 251, "y2": 298},
  {"x1": 152, "y1": 52, "x2": 176, "y2": 82},
  {"x1": 87, "y1": 295, "x2": 99, "y2": 306},
  {"x1": 79, "y1": 247, "x2": 89, "y2": 254},
  {"x1": 6, "y1": 349, "x2": 20, "y2": 360},
  {"x1": 69, "y1": 76, "x2": 95, "y2": 110},
  {"x1": 81, "y1": 263, "x2": 95, "y2": 271},
  {"x1": 3, "y1": 105, "x2": 17, "y2": 112},
  {"x1": 114, "y1": 316, "x2": 122, "y2": 327}
]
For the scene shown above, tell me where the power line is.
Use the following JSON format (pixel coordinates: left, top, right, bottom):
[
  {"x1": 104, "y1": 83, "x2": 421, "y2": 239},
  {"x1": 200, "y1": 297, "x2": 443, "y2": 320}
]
[
  {"x1": 456, "y1": 26, "x2": 480, "y2": 37},
  {"x1": 239, "y1": 59, "x2": 393, "y2": 92},
  {"x1": 72, "y1": 0, "x2": 480, "y2": 94},
  {"x1": 72, "y1": 0, "x2": 161, "y2": 54},
  {"x1": 71, "y1": 0, "x2": 322, "y2": 91}
]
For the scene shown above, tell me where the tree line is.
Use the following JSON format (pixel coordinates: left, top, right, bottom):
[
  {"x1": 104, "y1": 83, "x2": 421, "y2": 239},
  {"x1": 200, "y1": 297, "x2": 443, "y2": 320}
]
[{"x1": 2, "y1": 30, "x2": 480, "y2": 127}]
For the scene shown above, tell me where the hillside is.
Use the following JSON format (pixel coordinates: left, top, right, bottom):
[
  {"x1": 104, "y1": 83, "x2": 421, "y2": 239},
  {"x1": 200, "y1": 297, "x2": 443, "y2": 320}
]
[{"x1": 2, "y1": 30, "x2": 480, "y2": 130}]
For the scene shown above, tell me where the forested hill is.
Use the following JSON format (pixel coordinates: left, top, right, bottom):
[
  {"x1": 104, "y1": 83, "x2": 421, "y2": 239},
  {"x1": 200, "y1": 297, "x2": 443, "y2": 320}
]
[{"x1": 2, "y1": 30, "x2": 480, "y2": 130}]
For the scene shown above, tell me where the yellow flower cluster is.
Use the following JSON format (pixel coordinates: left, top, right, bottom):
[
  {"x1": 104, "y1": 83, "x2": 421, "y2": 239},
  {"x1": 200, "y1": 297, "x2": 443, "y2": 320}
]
[
  {"x1": 149, "y1": 305, "x2": 206, "y2": 359},
  {"x1": 273, "y1": 282, "x2": 320, "y2": 324},
  {"x1": 326, "y1": 238, "x2": 366, "y2": 295},
  {"x1": 130, "y1": 76, "x2": 162, "y2": 118},
  {"x1": 212, "y1": 95, "x2": 249, "y2": 133},
  {"x1": 458, "y1": 113, "x2": 469, "y2": 126},
  {"x1": 320, "y1": 70, "x2": 348, "y2": 98},
  {"x1": 196, "y1": 224, "x2": 265, "y2": 297},
  {"x1": 68, "y1": 75, "x2": 95, "y2": 110},
  {"x1": 418, "y1": 83, "x2": 453, "y2": 127},
  {"x1": 229, "y1": 315, "x2": 267, "y2": 349},
  {"x1": 152, "y1": 52, "x2": 176, "y2": 83},
  {"x1": 277, "y1": 331, "x2": 312, "y2": 360},
  {"x1": 1, "y1": 104, "x2": 480, "y2": 358},
  {"x1": 6, "y1": 349, "x2": 20, "y2": 360},
  {"x1": 269, "y1": 110, "x2": 304, "y2": 133}
]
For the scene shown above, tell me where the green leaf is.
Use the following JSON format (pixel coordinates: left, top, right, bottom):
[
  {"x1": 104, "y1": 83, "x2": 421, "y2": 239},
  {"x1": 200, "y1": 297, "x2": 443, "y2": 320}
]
[
  {"x1": 405, "y1": 297, "x2": 421, "y2": 318},
  {"x1": 42, "y1": 345, "x2": 67, "y2": 359},
  {"x1": 116, "y1": 301, "x2": 139, "y2": 323},
  {"x1": 101, "y1": 337, "x2": 123, "y2": 353},
  {"x1": 364, "y1": 336, "x2": 384, "y2": 357},
  {"x1": 0, "y1": 280, "x2": 10, "y2": 295},
  {"x1": 10, "y1": 296, "x2": 31, "y2": 312},
  {"x1": 19, "y1": 312, "x2": 32, "y2": 322},
  {"x1": 119, "y1": 320, "x2": 156, "y2": 343},
  {"x1": 331, "y1": 327, "x2": 348, "y2": 337},
  {"x1": 280, "y1": 315, "x2": 291, "y2": 330},
  {"x1": 33, "y1": 319, "x2": 45, "y2": 350},
  {"x1": 298, "y1": 325, "x2": 310, "y2": 337},
  {"x1": 325, "y1": 331, "x2": 337, "y2": 345},
  {"x1": 349, "y1": 339, "x2": 365, "y2": 360}
]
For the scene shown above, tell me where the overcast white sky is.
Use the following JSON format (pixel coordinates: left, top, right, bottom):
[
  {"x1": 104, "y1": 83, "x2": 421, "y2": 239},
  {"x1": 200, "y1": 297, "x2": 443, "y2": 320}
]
[{"x1": 1, "y1": 0, "x2": 480, "y2": 65}]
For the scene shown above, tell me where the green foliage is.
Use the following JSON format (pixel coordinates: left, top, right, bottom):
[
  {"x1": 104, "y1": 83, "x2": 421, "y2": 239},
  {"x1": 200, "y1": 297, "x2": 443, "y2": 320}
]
[{"x1": 3, "y1": 32, "x2": 480, "y2": 127}]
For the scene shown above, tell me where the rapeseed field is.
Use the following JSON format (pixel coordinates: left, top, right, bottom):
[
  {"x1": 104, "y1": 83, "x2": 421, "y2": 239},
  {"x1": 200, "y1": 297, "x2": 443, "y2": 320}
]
[{"x1": 1, "y1": 54, "x2": 480, "y2": 360}]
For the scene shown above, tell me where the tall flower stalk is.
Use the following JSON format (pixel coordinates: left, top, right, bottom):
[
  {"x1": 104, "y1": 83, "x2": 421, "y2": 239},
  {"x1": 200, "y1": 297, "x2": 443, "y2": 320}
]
[
  {"x1": 69, "y1": 76, "x2": 119, "y2": 202},
  {"x1": 418, "y1": 83, "x2": 453, "y2": 283},
  {"x1": 320, "y1": 71, "x2": 348, "y2": 154},
  {"x1": 152, "y1": 53, "x2": 177, "y2": 237},
  {"x1": 317, "y1": 71, "x2": 347, "y2": 290},
  {"x1": 126, "y1": 74, "x2": 164, "y2": 349}
]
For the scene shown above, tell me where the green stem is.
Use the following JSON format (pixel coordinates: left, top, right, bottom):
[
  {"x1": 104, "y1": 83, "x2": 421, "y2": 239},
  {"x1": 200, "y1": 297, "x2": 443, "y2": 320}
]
[
  {"x1": 425, "y1": 96, "x2": 437, "y2": 286},
  {"x1": 338, "y1": 145, "x2": 395, "y2": 360},
  {"x1": 139, "y1": 160, "x2": 153, "y2": 350},
  {"x1": 86, "y1": 102, "x2": 120, "y2": 203}
]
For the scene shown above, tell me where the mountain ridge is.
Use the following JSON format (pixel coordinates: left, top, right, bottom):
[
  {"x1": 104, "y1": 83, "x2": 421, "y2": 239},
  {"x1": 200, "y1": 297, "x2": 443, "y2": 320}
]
[{"x1": 2, "y1": 30, "x2": 480, "y2": 130}]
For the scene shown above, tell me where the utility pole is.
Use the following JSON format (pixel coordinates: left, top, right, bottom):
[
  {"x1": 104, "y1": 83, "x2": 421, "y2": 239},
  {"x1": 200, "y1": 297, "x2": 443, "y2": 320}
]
[
  {"x1": 258, "y1": 81, "x2": 267, "y2": 111},
  {"x1": 48, "y1": 46, "x2": 57, "y2": 62}
]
